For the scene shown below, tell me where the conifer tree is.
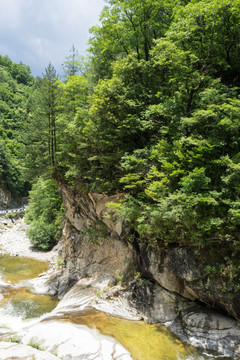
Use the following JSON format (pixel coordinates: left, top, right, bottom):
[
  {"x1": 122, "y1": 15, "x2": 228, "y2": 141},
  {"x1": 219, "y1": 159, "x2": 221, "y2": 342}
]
[{"x1": 62, "y1": 45, "x2": 83, "y2": 77}]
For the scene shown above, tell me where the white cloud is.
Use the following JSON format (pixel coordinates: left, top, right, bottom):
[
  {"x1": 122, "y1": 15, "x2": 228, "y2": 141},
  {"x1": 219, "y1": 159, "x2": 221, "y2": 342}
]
[{"x1": 0, "y1": 0, "x2": 105, "y2": 76}]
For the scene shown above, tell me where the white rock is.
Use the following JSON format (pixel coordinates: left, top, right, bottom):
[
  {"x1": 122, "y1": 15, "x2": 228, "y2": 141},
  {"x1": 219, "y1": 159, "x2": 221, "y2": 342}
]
[
  {"x1": 0, "y1": 341, "x2": 60, "y2": 359},
  {"x1": 21, "y1": 320, "x2": 132, "y2": 360}
]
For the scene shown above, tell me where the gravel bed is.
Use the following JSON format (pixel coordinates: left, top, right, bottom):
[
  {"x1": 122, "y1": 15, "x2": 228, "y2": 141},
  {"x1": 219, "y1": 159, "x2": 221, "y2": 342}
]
[{"x1": 0, "y1": 217, "x2": 58, "y2": 262}]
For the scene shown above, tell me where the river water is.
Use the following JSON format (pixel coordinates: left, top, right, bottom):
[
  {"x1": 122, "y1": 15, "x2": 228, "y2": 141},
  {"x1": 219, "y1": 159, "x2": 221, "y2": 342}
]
[{"x1": 0, "y1": 253, "x2": 225, "y2": 359}]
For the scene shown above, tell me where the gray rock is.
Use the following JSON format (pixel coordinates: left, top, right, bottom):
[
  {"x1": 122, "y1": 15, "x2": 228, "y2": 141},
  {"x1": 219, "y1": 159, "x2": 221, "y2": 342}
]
[
  {"x1": 54, "y1": 186, "x2": 240, "y2": 358},
  {"x1": 178, "y1": 309, "x2": 240, "y2": 358},
  {"x1": 0, "y1": 187, "x2": 11, "y2": 209}
]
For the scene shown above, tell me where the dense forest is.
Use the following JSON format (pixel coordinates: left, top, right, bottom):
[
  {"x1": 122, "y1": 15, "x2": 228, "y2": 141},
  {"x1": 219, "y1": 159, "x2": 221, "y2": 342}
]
[{"x1": 1, "y1": 0, "x2": 240, "y2": 282}]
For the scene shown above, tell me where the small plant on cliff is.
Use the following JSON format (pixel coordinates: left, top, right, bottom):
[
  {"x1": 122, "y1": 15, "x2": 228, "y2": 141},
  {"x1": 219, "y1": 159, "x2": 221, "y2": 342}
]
[
  {"x1": 25, "y1": 176, "x2": 64, "y2": 250},
  {"x1": 80, "y1": 220, "x2": 108, "y2": 245}
]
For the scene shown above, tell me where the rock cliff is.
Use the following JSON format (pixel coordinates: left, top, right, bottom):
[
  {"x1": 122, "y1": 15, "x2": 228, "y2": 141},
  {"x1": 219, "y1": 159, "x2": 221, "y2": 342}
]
[
  {"x1": 0, "y1": 187, "x2": 11, "y2": 209},
  {"x1": 54, "y1": 185, "x2": 240, "y2": 359}
]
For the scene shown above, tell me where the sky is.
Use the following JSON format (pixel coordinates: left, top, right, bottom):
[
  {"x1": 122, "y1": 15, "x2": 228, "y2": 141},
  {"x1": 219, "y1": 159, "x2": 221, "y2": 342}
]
[{"x1": 0, "y1": 0, "x2": 105, "y2": 77}]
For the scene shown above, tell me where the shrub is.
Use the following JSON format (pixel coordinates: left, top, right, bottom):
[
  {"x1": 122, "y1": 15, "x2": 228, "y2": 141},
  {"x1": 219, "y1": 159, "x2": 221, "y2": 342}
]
[
  {"x1": 25, "y1": 176, "x2": 63, "y2": 250},
  {"x1": 27, "y1": 221, "x2": 57, "y2": 250}
]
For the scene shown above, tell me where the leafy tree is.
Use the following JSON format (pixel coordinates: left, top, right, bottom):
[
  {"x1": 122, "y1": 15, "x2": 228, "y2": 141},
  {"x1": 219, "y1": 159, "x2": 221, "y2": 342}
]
[
  {"x1": 55, "y1": 74, "x2": 89, "y2": 183},
  {"x1": 25, "y1": 176, "x2": 63, "y2": 250},
  {"x1": 168, "y1": 0, "x2": 240, "y2": 86},
  {"x1": 88, "y1": 0, "x2": 174, "y2": 80},
  {"x1": 0, "y1": 57, "x2": 33, "y2": 196},
  {"x1": 23, "y1": 63, "x2": 59, "y2": 181},
  {"x1": 0, "y1": 141, "x2": 18, "y2": 194}
]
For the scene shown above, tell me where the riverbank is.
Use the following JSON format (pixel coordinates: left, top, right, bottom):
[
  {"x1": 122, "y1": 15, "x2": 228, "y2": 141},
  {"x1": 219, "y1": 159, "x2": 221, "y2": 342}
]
[
  {"x1": 0, "y1": 217, "x2": 58, "y2": 263},
  {"x1": 1, "y1": 215, "x2": 240, "y2": 359}
]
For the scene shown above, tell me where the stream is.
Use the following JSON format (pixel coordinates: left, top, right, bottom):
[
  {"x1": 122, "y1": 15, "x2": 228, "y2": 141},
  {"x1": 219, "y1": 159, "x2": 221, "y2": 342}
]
[{"x1": 0, "y1": 225, "x2": 228, "y2": 359}]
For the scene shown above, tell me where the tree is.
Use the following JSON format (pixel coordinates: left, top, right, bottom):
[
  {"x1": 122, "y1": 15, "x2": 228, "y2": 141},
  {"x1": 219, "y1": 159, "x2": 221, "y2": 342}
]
[
  {"x1": 42, "y1": 63, "x2": 58, "y2": 166},
  {"x1": 25, "y1": 176, "x2": 63, "y2": 250},
  {"x1": 88, "y1": 0, "x2": 174, "y2": 80},
  {"x1": 0, "y1": 57, "x2": 33, "y2": 196},
  {"x1": 168, "y1": 0, "x2": 240, "y2": 86},
  {"x1": 22, "y1": 64, "x2": 59, "y2": 181},
  {"x1": 55, "y1": 74, "x2": 89, "y2": 184},
  {"x1": 62, "y1": 45, "x2": 85, "y2": 78}
]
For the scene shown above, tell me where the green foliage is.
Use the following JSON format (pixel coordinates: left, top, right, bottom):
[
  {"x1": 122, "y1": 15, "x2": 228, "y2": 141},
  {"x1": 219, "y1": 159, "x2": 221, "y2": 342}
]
[
  {"x1": 25, "y1": 176, "x2": 63, "y2": 250},
  {"x1": 27, "y1": 222, "x2": 57, "y2": 250},
  {"x1": 80, "y1": 220, "x2": 108, "y2": 245},
  {"x1": 5, "y1": 211, "x2": 25, "y2": 220},
  {"x1": 0, "y1": 56, "x2": 33, "y2": 196},
  {"x1": 2, "y1": 0, "x2": 240, "y2": 290},
  {"x1": 21, "y1": 63, "x2": 59, "y2": 182},
  {"x1": 88, "y1": 0, "x2": 174, "y2": 80},
  {"x1": 62, "y1": 44, "x2": 86, "y2": 77},
  {"x1": 28, "y1": 337, "x2": 44, "y2": 351}
]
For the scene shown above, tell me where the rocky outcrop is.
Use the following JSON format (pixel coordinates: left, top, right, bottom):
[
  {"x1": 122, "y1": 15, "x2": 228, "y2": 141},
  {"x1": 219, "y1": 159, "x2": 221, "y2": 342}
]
[
  {"x1": 97, "y1": 281, "x2": 240, "y2": 357},
  {"x1": 138, "y1": 244, "x2": 240, "y2": 320},
  {"x1": 56, "y1": 187, "x2": 134, "y2": 298},
  {"x1": 0, "y1": 187, "x2": 11, "y2": 209},
  {"x1": 179, "y1": 310, "x2": 240, "y2": 358},
  {"x1": 54, "y1": 185, "x2": 240, "y2": 358}
]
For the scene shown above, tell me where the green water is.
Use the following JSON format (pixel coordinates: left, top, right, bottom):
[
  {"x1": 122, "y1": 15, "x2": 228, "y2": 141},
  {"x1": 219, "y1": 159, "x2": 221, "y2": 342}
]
[
  {"x1": 0, "y1": 254, "x2": 226, "y2": 359},
  {"x1": 0, "y1": 289, "x2": 58, "y2": 319},
  {"x1": 0, "y1": 255, "x2": 58, "y2": 320},
  {"x1": 59, "y1": 309, "x2": 209, "y2": 360},
  {"x1": 0, "y1": 254, "x2": 48, "y2": 284}
]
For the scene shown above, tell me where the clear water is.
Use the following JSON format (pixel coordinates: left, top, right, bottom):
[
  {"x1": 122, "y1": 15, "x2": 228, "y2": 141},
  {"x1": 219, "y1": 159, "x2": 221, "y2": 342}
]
[
  {"x1": 0, "y1": 254, "x2": 229, "y2": 360},
  {"x1": 0, "y1": 255, "x2": 58, "y2": 333},
  {"x1": 0, "y1": 254, "x2": 48, "y2": 284},
  {"x1": 60, "y1": 309, "x2": 211, "y2": 360}
]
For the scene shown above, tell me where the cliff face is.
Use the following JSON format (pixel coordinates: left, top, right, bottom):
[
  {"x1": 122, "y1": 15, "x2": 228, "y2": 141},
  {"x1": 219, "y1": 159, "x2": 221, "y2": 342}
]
[
  {"x1": 0, "y1": 187, "x2": 11, "y2": 209},
  {"x1": 57, "y1": 186, "x2": 135, "y2": 297},
  {"x1": 138, "y1": 244, "x2": 240, "y2": 320},
  {"x1": 55, "y1": 185, "x2": 240, "y2": 358}
]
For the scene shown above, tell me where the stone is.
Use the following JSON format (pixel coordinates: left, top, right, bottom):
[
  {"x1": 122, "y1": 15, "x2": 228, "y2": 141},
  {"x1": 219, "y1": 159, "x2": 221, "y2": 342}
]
[
  {"x1": 179, "y1": 309, "x2": 240, "y2": 358},
  {"x1": 182, "y1": 310, "x2": 237, "y2": 331},
  {"x1": 21, "y1": 320, "x2": 132, "y2": 360},
  {"x1": 20, "y1": 269, "x2": 61, "y2": 296},
  {"x1": 0, "y1": 341, "x2": 59, "y2": 359}
]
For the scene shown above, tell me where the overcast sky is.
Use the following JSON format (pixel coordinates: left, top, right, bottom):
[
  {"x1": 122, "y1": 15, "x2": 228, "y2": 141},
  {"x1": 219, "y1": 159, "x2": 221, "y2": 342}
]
[{"x1": 0, "y1": 0, "x2": 105, "y2": 77}]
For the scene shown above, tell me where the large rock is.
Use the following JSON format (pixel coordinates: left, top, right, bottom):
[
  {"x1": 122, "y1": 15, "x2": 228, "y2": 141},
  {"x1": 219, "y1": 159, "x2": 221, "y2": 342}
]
[
  {"x1": 55, "y1": 185, "x2": 240, "y2": 358},
  {"x1": 180, "y1": 309, "x2": 240, "y2": 358},
  {"x1": 138, "y1": 243, "x2": 240, "y2": 320},
  {"x1": 56, "y1": 187, "x2": 134, "y2": 298},
  {"x1": 60, "y1": 187, "x2": 124, "y2": 237}
]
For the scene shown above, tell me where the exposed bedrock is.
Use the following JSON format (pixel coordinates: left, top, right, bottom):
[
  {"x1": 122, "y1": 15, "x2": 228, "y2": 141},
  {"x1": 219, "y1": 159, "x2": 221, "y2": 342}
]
[{"x1": 51, "y1": 185, "x2": 240, "y2": 358}]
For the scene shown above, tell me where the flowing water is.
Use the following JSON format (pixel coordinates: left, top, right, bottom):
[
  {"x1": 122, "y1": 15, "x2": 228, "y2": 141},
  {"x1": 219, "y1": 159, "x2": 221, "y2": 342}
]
[
  {"x1": 0, "y1": 255, "x2": 58, "y2": 334},
  {"x1": 0, "y1": 254, "x2": 226, "y2": 359}
]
